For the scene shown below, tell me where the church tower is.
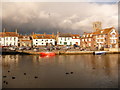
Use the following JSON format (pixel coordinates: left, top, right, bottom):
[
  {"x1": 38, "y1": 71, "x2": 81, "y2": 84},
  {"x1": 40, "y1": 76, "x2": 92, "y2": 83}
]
[{"x1": 93, "y1": 21, "x2": 102, "y2": 32}]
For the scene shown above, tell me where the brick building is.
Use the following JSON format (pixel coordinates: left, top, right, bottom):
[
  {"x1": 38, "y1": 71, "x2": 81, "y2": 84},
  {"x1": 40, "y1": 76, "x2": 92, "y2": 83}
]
[
  {"x1": 80, "y1": 32, "x2": 94, "y2": 48},
  {"x1": 93, "y1": 27, "x2": 118, "y2": 49}
]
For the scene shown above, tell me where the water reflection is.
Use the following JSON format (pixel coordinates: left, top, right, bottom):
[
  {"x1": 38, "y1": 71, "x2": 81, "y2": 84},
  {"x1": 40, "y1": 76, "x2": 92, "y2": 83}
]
[
  {"x1": 2, "y1": 54, "x2": 118, "y2": 88},
  {"x1": 2, "y1": 55, "x2": 19, "y2": 68}
]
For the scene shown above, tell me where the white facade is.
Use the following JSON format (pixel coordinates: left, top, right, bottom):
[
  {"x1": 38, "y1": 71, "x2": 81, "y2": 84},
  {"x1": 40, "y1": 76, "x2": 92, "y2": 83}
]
[
  {"x1": 72, "y1": 39, "x2": 80, "y2": 45},
  {"x1": 33, "y1": 39, "x2": 55, "y2": 46},
  {"x1": 58, "y1": 37, "x2": 73, "y2": 45},
  {"x1": 0, "y1": 37, "x2": 4, "y2": 46},
  {"x1": 0, "y1": 37, "x2": 18, "y2": 46}
]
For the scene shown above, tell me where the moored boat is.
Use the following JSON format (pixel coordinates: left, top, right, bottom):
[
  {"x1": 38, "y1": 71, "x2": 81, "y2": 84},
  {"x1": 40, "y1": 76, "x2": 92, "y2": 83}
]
[
  {"x1": 93, "y1": 51, "x2": 106, "y2": 55},
  {"x1": 40, "y1": 52, "x2": 55, "y2": 57}
]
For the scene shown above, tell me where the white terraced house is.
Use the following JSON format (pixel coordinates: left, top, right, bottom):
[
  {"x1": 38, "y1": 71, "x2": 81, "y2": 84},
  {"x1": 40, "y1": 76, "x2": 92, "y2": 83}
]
[
  {"x1": 32, "y1": 33, "x2": 56, "y2": 46},
  {"x1": 0, "y1": 30, "x2": 19, "y2": 47},
  {"x1": 57, "y1": 33, "x2": 72, "y2": 45},
  {"x1": 57, "y1": 33, "x2": 80, "y2": 46}
]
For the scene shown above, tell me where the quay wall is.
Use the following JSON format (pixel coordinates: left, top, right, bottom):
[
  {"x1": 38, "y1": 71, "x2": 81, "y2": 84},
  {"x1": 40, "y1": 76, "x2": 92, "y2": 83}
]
[{"x1": 1, "y1": 50, "x2": 120, "y2": 55}]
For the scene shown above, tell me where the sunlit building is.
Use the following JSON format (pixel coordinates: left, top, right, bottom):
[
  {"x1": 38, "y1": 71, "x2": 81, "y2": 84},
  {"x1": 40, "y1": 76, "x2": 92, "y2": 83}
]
[
  {"x1": 0, "y1": 29, "x2": 19, "y2": 47},
  {"x1": 56, "y1": 32, "x2": 80, "y2": 46},
  {"x1": 32, "y1": 33, "x2": 56, "y2": 46},
  {"x1": 18, "y1": 35, "x2": 32, "y2": 47}
]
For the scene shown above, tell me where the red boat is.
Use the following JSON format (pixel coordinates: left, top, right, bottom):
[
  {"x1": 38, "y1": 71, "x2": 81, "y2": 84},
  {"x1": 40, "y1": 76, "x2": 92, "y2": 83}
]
[{"x1": 40, "y1": 52, "x2": 55, "y2": 57}]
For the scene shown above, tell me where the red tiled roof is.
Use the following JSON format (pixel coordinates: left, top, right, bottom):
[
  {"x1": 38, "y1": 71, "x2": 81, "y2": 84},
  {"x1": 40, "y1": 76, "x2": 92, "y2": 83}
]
[
  {"x1": 93, "y1": 27, "x2": 115, "y2": 35},
  {"x1": 72, "y1": 34, "x2": 80, "y2": 39},
  {"x1": 0, "y1": 32, "x2": 19, "y2": 37},
  {"x1": 21, "y1": 40, "x2": 32, "y2": 42},
  {"x1": 33, "y1": 34, "x2": 55, "y2": 39}
]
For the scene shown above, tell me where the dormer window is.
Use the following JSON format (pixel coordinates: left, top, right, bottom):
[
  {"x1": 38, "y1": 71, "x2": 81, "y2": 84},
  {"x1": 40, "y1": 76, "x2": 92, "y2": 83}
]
[
  {"x1": 90, "y1": 34, "x2": 92, "y2": 37},
  {"x1": 83, "y1": 35, "x2": 85, "y2": 37},
  {"x1": 101, "y1": 31, "x2": 103, "y2": 33}
]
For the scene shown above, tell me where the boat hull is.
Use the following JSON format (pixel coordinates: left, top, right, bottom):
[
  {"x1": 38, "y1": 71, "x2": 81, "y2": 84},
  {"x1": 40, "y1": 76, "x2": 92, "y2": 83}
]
[
  {"x1": 40, "y1": 52, "x2": 55, "y2": 57},
  {"x1": 93, "y1": 51, "x2": 106, "y2": 55}
]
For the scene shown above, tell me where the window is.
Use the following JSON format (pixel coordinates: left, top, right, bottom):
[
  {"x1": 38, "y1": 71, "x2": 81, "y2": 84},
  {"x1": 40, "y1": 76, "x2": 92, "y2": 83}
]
[
  {"x1": 64, "y1": 42, "x2": 67, "y2": 45},
  {"x1": 50, "y1": 39, "x2": 52, "y2": 41},
  {"x1": 101, "y1": 39, "x2": 103, "y2": 42},
  {"x1": 42, "y1": 43, "x2": 44, "y2": 44},
  {"x1": 112, "y1": 35, "x2": 115, "y2": 38},
  {"x1": 82, "y1": 39, "x2": 84, "y2": 42},
  {"x1": 36, "y1": 43, "x2": 38, "y2": 44},
  {"x1": 89, "y1": 43, "x2": 91, "y2": 46},
  {"x1": 89, "y1": 38, "x2": 91, "y2": 41},
  {"x1": 0, "y1": 38, "x2": 1, "y2": 41},
  {"x1": 42, "y1": 40, "x2": 43, "y2": 41},
  {"x1": 113, "y1": 40, "x2": 116, "y2": 43},
  {"x1": 36, "y1": 40, "x2": 38, "y2": 41},
  {"x1": 101, "y1": 31, "x2": 103, "y2": 33},
  {"x1": 65, "y1": 38, "x2": 66, "y2": 41},
  {"x1": 14, "y1": 37, "x2": 16, "y2": 40},
  {"x1": 6, "y1": 37, "x2": 8, "y2": 40},
  {"x1": 90, "y1": 34, "x2": 92, "y2": 37},
  {"x1": 110, "y1": 40, "x2": 113, "y2": 43},
  {"x1": 60, "y1": 41, "x2": 62, "y2": 44},
  {"x1": 61, "y1": 38, "x2": 62, "y2": 40},
  {"x1": 6, "y1": 42, "x2": 8, "y2": 46}
]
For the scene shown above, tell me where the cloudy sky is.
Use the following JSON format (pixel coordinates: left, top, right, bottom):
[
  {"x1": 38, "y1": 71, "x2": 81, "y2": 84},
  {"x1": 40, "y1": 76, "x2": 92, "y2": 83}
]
[{"x1": 2, "y1": 0, "x2": 119, "y2": 35}]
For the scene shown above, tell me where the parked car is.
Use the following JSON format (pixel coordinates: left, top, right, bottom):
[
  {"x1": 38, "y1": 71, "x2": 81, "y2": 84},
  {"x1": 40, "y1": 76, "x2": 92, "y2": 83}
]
[
  {"x1": 8, "y1": 47, "x2": 17, "y2": 51},
  {"x1": 73, "y1": 44, "x2": 80, "y2": 49},
  {"x1": 33, "y1": 48, "x2": 39, "y2": 52},
  {"x1": 26, "y1": 47, "x2": 31, "y2": 50},
  {"x1": 9, "y1": 47, "x2": 16, "y2": 51},
  {"x1": 54, "y1": 46, "x2": 61, "y2": 50},
  {"x1": 63, "y1": 45, "x2": 71, "y2": 50},
  {"x1": 19, "y1": 46, "x2": 26, "y2": 50}
]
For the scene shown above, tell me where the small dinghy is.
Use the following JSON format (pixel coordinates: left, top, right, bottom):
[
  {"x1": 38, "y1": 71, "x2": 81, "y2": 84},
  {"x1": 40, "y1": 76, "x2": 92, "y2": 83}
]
[
  {"x1": 93, "y1": 51, "x2": 106, "y2": 55},
  {"x1": 40, "y1": 52, "x2": 55, "y2": 57}
]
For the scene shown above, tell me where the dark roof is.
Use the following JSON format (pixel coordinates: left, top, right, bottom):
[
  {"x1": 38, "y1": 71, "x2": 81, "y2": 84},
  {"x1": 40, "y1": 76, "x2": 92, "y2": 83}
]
[{"x1": 59, "y1": 33, "x2": 72, "y2": 37}]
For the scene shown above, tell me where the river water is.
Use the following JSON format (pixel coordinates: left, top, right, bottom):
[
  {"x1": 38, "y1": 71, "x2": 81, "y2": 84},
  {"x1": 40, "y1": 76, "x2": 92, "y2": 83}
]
[{"x1": 1, "y1": 54, "x2": 119, "y2": 88}]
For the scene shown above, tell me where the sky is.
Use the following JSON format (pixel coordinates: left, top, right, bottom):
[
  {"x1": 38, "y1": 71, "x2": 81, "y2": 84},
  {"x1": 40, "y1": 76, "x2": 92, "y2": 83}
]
[{"x1": 1, "y1": 1, "x2": 119, "y2": 35}]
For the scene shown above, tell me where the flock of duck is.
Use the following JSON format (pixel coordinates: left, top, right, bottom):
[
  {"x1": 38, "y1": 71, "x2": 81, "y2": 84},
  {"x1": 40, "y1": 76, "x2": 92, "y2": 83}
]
[
  {"x1": 3, "y1": 70, "x2": 74, "y2": 86},
  {"x1": 3, "y1": 70, "x2": 39, "y2": 85}
]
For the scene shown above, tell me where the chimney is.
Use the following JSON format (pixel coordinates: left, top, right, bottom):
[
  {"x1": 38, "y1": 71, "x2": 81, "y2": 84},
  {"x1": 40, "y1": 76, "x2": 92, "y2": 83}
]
[
  {"x1": 52, "y1": 32, "x2": 54, "y2": 35},
  {"x1": 57, "y1": 31, "x2": 60, "y2": 35},
  {"x1": 15, "y1": 29, "x2": 18, "y2": 34},
  {"x1": 32, "y1": 32, "x2": 35, "y2": 35},
  {"x1": 3, "y1": 28, "x2": 6, "y2": 32},
  {"x1": 44, "y1": 32, "x2": 46, "y2": 36}
]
